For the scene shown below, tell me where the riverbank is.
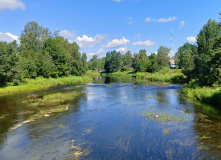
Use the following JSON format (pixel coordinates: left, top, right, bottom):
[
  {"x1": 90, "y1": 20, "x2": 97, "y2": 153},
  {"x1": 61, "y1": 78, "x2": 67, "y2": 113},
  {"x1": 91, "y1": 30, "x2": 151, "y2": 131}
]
[
  {"x1": 88, "y1": 69, "x2": 185, "y2": 83},
  {"x1": 181, "y1": 85, "x2": 221, "y2": 105},
  {"x1": 0, "y1": 76, "x2": 91, "y2": 95}
]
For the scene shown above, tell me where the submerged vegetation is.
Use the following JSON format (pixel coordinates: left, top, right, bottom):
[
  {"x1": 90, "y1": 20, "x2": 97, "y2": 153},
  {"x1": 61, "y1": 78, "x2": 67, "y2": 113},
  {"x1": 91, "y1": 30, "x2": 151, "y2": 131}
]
[
  {"x1": 10, "y1": 90, "x2": 86, "y2": 130},
  {"x1": 143, "y1": 111, "x2": 189, "y2": 125}
]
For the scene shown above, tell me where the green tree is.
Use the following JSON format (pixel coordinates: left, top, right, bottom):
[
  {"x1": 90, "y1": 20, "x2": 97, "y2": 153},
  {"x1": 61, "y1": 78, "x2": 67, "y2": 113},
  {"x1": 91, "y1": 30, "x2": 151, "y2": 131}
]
[
  {"x1": 206, "y1": 49, "x2": 221, "y2": 86},
  {"x1": 0, "y1": 41, "x2": 20, "y2": 85},
  {"x1": 175, "y1": 43, "x2": 197, "y2": 70},
  {"x1": 20, "y1": 21, "x2": 52, "y2": 52},
  {"x1": 122, "y1": 51, "x2": 132, "y2": 66},
  {"x1": 36, "y1": 52, "x2": 55, "y2": 78},
  {"x1": 193, "y1": 19, "x2": 221, "y2": 85},
  {"x1": 156, "y1": 46, "x2": 170, "y2": 69},
  {"x1": 18, "y1": 51, "x2": 38, "y2": 79},
  {"x1": 104, "y1": 50, "x2": 122, "y2": 72},
  {"x1": 42, "y1": 38, "x2": 67, "y2": 77},
  {"x1": 147, "y1": 53, "x2": 160, "y2": 72}
]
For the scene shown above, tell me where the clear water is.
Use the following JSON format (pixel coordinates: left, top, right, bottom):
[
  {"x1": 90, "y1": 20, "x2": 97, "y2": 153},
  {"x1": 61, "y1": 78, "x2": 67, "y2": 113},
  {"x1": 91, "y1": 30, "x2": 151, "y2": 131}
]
[{"x1": 0, "y1": 76, "x2": 221, "y2": 160}]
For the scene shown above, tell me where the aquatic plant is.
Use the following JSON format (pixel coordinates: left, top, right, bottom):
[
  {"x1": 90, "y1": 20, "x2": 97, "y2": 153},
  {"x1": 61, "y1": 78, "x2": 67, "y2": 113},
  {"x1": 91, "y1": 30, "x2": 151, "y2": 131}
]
[
  {"x1": 162, "y1": 129, "x2": 171, "y2": 134},
  {"x1": 143, "y1": 111, "x2": 189, "y2": 125},
  {"x1": 146, "y1": 96, "x2": 153, "y2": 98},
  {"x1": 124, "y1": 102, "x2": 140, "y2": 106}
]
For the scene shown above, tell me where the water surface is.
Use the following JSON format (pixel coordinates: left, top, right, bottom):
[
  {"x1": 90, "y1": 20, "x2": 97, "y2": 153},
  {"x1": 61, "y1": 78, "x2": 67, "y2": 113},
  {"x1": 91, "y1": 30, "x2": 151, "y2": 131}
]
[{"x1": 0, "y1": 76, "x2": 221, "y2": 159}]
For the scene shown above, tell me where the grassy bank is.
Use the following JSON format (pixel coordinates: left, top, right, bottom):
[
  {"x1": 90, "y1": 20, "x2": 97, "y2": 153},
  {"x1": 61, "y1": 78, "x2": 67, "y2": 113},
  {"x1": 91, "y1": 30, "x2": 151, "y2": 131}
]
[
  {"x1": 86, "y1": 70, "x2": 101, "y2": 76},
  {"x1": 181, "y1": 86, "x2": 221, "y2": 105},
  {"x1": 133, "y1": 69, "x2": 185, "y2": 83},
  {"x1": 0, "y1": 76, "x2": 91, "y2": 95},
  {"x1": 89, "y1": 69, "x2": 185, "y2": 83}
]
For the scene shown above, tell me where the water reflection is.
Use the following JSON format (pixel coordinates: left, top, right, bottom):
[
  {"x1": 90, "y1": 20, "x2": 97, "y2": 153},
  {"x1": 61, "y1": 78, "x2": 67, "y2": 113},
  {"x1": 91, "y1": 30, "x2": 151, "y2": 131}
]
[{"x1": 0, "y1": 76, "x2": 221, "y2": 159}]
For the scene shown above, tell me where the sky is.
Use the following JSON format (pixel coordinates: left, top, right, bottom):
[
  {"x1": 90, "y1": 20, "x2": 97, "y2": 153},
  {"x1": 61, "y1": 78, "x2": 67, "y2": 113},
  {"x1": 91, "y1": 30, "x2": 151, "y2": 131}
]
[{"x1": 0, "y1": 0, "x2": 221, "y2": 60}]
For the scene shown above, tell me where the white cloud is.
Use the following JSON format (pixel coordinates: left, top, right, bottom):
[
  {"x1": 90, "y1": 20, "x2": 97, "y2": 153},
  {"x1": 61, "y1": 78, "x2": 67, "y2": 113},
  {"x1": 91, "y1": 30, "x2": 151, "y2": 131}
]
[
  {"x1": 0, "y1": 32, "x2": 19, "y2": 43},
  {"x1": 104, "y1": 37, "x2": 129, "y2": 48},
  {"x1": 157, "y1": 16, "x2": 177, "y2": 23},
  {"x1": 132, "y1": 40, "x2": 156, "y2": 46},
  {"x1": 116, "y1": 47, "x2": 127, "y2": 53},
  {"x1": 179, "y1": 21, "x2": 184, "y2": 29},
  {"x1": 97, "y1": 48, "x2": 104, "y2": 54},
  {"x1": 88, "y1": 48, "x2": 104, "y2": 56},
  {"x1": 135, "y1": 33, "x2": 141, "y2": 39},
  {"x1": 0, "y1": 0, "x2": 25, "y2": 11},
  {"x1": 113, "y1": 0, "x2": 122, "y2": 2},
  {"x1": 187, "y1": 36, "x2": 197, "y2": 43},
  {"x1": 145, "y1": 17, "x2": 154, "y2": 22},
  {"x1": 128, "y1": 17, "x2": 133, "y2": 25},
  {"x1": 75, "y1": 34, "x2": 107, "y2": 49},
  {"x1": 59, "y1": 30, "x2": 75, "y2": 38}
]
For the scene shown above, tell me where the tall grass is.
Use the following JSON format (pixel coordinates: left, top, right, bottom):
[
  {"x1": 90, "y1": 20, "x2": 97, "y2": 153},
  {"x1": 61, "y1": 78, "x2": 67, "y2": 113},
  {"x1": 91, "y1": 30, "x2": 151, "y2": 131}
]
[
  {"x1": 87, "y1": 69, "x2": 185, "y2": 83},
  {"x1": 133, "y1": 69, "x2": 185, "y2": 83},
  {"x1": 0, "y1": 76, "x2": 91, "y2": 95},
  {"x1": 182, "y1": 86, "x2": 221, "y2": 105},
  {"x1": 86, "y1": 70, "x2": 101, "y2": 76}
]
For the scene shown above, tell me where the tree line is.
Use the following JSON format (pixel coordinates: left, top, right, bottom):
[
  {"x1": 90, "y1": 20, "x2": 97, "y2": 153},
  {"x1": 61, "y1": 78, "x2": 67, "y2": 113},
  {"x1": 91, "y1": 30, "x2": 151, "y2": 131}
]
[
  {"x1": 87, "y1": 46, "x2": 170, "y2": 73},
  {"x1": 175, "y1": 19, "x2": 221, "y2": 87},
  {"x1": 1, "y1": 17, "x2": 220, "y2": 88},
  {"x1": 89, "y1": 17, "x2": 221, "y2": 87},
  {"x1": 0, "y1": 21, "x2": 87, "y2": 86}
]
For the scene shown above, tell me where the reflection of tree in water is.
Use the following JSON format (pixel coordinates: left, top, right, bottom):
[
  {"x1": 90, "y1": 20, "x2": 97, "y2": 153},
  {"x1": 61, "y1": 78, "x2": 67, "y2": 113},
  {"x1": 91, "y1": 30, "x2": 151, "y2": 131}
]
[
  {"x1": 104, "y1": 76, "x2": 133, "y2": 84},
  {"x1": 25, "y1": 95, "x2": 83, "y2": 142},
  {"x1": 0, "y1": 94, "x2": 25, "y2": 149},
  {"x1": 193, "y1": 111, "x2": 221, "y2": 159},
  {"x1": 156, "y1": 90, "x2": 167, "y2": 103},
  {"x1": 0, "y1": 87, "x2": 87, "y2": 150}
]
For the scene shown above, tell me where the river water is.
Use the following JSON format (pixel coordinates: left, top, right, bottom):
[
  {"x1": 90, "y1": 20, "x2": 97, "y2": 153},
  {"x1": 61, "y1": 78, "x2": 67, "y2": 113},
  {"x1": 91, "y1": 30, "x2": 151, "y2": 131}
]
[{"x1": 0, "y1": 76, "x2": 221, "y2": 160}]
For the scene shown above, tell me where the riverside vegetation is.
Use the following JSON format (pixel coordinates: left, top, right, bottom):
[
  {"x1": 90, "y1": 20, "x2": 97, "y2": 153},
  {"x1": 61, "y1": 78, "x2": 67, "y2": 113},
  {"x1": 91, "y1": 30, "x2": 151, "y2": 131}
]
[
  {"x1": 1, "y1": 16, "x2": 221, "y2": 105},
  {"x1": 86, "y1": 16, "x2": 221, "y2": 106}
]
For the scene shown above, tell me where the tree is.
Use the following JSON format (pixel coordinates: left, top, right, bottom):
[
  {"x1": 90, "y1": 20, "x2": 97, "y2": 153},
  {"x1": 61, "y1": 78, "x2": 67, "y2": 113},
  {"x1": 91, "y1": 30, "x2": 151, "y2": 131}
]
[
  {"x1": 156, "y1": 46, "x2": 170, "y2": 69},
  {"x1": 192, "y1": 19, "x2": 221, "y2": 85},
  {"x1": 206, "y1": 49, "x2": 221, "y2": 86},
  {"x1": 134, "y1": 49, "x2": 150, "y2": 72},
  {"x1": 104, "y1": 50, "x2": 122, "y2": 72},
  {"x1": 20, "y1": 21, "x2": 52, "y2": 52},
  {"x1": 147, "y1": 53, "x2": 160, "y2": 72},
  {"x1": 18, "y1": 50, "x2": 38, "y2": 79},
  {"x1": 122, "y1": 51, "x2": 132, "y2": 66},
  {"x1": 0, "y1": 41, "x2": 20, "y2": 85},
  {"x1": 175, "y1": 43, "x2": 197, "y2": 70},
  {"x1": 42, "y1": 38, "x2": 67, "y2": 77}
]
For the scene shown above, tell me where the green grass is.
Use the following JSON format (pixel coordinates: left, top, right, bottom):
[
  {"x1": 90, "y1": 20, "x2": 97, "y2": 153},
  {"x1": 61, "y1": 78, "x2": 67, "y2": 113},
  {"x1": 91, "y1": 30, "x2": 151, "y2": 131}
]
[
  {"x1": 182, "y1": 85, "x2": 221, "y2": 105},
  {"x1": 0, "y1": 76, "x2": 91, "y2": 95},
  {"x1": 86, "y1": 70, "x2": 101, "y2": 76},
  {"x1": 134, "y1": 69, "x2": 185, "y2": 83},
  {"x1": 97, "y1": 69, "x2": 185, "y2": 83}
]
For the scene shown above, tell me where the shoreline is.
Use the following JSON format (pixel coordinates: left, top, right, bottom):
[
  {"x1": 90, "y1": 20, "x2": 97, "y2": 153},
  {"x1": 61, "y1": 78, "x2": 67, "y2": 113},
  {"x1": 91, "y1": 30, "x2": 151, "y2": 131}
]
[{"x1": 0, "y1": 76, "x2": 91, "y2": 95}]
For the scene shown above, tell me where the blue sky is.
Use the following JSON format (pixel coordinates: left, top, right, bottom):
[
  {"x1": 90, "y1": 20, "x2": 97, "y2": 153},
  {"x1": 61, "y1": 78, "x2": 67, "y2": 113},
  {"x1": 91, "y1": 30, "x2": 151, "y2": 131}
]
[{"x1": 0, "y1": 0, "x2": 221, "y2": 60}]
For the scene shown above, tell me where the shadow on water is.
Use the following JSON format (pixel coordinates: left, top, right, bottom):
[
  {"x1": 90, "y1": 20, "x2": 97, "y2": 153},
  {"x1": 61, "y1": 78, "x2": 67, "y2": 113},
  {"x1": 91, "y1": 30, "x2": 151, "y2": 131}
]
[{"x1": 0, "y1": 76, "x2": 221, "y2": 159}]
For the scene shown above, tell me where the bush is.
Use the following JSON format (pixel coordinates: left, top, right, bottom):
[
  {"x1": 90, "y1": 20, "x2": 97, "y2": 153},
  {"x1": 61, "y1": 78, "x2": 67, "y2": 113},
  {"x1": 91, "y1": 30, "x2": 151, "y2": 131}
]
[{"x1": 121, "y1": 66, "x2": 130, "y2": 72}]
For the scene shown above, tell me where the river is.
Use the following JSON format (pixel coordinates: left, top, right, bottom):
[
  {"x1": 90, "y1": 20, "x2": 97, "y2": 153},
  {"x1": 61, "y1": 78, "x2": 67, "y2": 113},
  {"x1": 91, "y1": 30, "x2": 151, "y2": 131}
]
[{"x1": 0, "y1": 76, "x2": 221, "y2": 160}]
